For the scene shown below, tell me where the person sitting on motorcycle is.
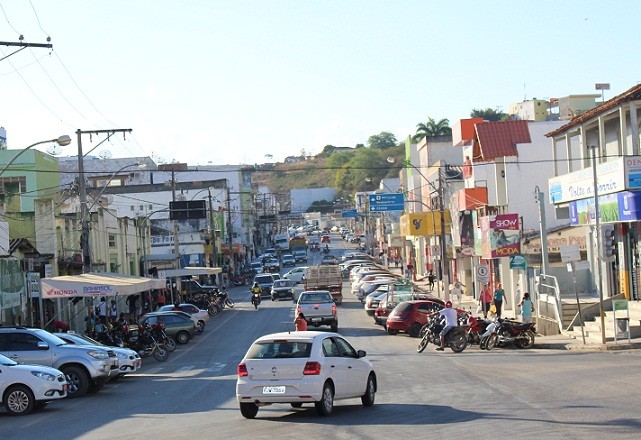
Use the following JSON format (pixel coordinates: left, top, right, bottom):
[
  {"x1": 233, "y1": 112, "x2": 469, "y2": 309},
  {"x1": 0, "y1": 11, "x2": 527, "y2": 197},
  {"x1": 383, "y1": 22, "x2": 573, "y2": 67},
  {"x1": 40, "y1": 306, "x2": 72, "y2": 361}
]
[
  {"x1": 436, "y1": 301, "x2": 458, "y2": 351},
  {"x1": 251, "y1": 282, "x2": 262, "y2": 296}
]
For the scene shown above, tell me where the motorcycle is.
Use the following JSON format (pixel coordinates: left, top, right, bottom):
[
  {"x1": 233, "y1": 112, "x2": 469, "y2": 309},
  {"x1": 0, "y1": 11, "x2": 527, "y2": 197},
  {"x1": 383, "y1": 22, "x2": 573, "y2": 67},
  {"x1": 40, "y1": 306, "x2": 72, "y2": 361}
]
[
  {"x1": 417, "y1": 315, "x2": 469, "y2": 353},
  {"x1": 467, "y1": 315, "x2": 492, "y2": 347},
  {"x1": 123, "y1": 323, "x2": 169, "y2": 362},
  {"x1": 479, "y1": 320, "x2": 499, "y2": 350},
  {"x1": 217, "y1": 286, "x2": 235, "y2": 309},
  {"x1": 149, "y1": 322, "x2": 176, "y2": 352},
  {"x1": 95, "y1": 327, "x2": 124, "y2": 348},
  {"x1": 251, "y1": 291, "x2": 261, "y2": 309},
  {"x1": 492, "y1": 319, "x2": 536, "y2": 349}
]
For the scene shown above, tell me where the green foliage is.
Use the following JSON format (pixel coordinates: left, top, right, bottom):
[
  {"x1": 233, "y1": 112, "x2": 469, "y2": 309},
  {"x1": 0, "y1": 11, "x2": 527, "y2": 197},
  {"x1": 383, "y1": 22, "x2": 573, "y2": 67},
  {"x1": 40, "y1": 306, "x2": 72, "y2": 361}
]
[
  {"x1": 470, "y1": 108, "x2": 508, "y2": 122},
  {"x1": 412, "y1": 118, "x2": 452, "y2": 143},
  {"x1": 307, "y1": 199, "x2": 334, "y2": 214},
  {"x1": 318, "y1": 145, "x2": 337, "y2": 158},
  {"x1": 367, "y1": 132, "x2": 397, "y2": 149}
]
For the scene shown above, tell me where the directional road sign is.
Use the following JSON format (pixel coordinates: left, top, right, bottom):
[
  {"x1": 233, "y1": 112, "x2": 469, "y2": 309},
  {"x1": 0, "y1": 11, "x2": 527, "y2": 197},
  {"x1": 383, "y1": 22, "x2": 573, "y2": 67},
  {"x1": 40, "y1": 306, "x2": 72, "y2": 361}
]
[{"x1": 368, "y1": 193, "x2": 405, "y2": 212}]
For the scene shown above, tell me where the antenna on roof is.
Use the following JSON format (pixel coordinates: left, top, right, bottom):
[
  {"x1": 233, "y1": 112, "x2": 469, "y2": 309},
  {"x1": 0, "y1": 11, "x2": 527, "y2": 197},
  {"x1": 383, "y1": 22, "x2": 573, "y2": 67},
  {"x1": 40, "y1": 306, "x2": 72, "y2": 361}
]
[{"x1": 523, "y1": 83, "x2": 527, "y2": 101}]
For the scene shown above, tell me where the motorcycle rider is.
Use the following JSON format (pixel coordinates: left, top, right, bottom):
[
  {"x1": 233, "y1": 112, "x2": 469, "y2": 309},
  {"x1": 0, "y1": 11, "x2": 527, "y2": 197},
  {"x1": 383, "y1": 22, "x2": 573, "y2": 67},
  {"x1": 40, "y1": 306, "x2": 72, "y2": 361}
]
[
  {"x1": 251, "y1": 282, "x2": 262, "y2": 305},
  {"x1": 435, "y1": 301, "x2": 458, "y2": 351}
]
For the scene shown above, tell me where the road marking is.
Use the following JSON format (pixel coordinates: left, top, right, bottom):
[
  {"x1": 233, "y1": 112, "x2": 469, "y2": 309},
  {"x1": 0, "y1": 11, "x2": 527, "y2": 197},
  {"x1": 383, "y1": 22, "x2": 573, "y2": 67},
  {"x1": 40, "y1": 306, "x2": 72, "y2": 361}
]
[
  {"x1": 207, "y1": 363, "x2": 227, "y2": 373},
  {"x1": 175, "y1": 365, "x2": 195, "y2": 374},
  {"x1": 144, "y1": 366, "x2": 164, "y2": 374}
]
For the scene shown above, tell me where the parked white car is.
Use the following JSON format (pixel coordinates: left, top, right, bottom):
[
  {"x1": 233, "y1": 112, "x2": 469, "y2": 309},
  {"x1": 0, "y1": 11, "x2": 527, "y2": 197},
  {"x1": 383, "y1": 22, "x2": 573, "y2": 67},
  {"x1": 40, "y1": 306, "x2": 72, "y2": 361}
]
[
  {"x1": 283, "y1": 266, "x2": 308, "y2": 284},
  {"x1": 56, "y1": 333, "x2": 142, "y2": 380},
  {"x1": 0, "y1": 353, "x2": 68, "y2": 416},
  {"x1": 158, "y1": 303, "x2": 210, "y2": 329},
  {"x1": 236, "y1": 331, "x2": 376, "y2": 419}
]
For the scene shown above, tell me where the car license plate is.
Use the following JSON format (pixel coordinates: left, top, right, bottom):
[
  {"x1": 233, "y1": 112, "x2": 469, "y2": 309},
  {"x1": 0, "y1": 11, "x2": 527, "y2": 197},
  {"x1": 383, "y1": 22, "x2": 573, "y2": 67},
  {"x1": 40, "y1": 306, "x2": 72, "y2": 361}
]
[
  {"x1": 311, "y1": 317, "x2": 321, "y2": 322},
  {"x1": 263, "y1": 386, "x2": 285, "y2": 394}
]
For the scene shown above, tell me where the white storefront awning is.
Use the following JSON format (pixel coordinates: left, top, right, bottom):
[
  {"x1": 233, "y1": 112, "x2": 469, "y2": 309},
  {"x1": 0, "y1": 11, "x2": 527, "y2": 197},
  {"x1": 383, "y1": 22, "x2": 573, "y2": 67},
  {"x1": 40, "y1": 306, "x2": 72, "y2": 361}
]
[
  {"x1": 40, "y1": 273, "x2": 165, "y2": 298},
  {"x1": 160, "y1": 267, "x2": 222, "y2": 278}
]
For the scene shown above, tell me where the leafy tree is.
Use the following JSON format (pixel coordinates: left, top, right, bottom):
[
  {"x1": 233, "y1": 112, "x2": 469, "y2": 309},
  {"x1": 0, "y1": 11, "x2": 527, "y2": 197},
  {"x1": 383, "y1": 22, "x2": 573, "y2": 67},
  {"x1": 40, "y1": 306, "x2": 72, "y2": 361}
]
[
  {"x1": 470, "y1": 108, "x2": 508, "y2": 122},
  {"x1": 318, "y1": 145, "x2": 336, "y2": 158},
  {"x1": 307, "y1": 199, "x2": 334, "y2": 214},
  {"x1": 412, "y1": 118, "x2": 452, "y2": 143},
  {"x1": 327, "y1": 151, "x2": 353, "y2": 170},
  {"x1": 334, "y1": 147, "x2": 388, "y2": 194},
  {"x1": 355, "y1": 143, "x2": 365, "y2": 149},
  {"x1": 367, "y1": 132, "x2": 397, "y2": 149}
]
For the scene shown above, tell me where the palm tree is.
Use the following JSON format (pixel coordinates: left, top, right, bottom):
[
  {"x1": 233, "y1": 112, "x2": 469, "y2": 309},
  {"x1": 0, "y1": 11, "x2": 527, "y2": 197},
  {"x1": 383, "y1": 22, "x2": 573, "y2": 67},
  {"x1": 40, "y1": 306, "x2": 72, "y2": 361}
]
[{"x1": 412, "y1": 118, "x2": 452, "y2": 143}]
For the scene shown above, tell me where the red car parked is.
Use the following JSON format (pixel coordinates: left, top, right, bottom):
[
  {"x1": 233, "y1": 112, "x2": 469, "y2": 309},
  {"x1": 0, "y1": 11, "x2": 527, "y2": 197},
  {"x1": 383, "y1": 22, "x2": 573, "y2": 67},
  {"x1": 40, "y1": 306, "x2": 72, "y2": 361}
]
[{"x1": 386, "y1": 300, "x2": 467, "y2": 338}]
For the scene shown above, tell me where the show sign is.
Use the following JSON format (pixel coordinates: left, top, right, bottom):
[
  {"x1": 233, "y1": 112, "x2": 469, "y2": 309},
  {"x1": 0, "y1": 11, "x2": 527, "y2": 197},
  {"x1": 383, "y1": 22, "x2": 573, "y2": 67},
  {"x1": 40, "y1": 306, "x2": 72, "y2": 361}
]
[{"x1": 480, "y1": 213, "x2": 521, "y2": 259}]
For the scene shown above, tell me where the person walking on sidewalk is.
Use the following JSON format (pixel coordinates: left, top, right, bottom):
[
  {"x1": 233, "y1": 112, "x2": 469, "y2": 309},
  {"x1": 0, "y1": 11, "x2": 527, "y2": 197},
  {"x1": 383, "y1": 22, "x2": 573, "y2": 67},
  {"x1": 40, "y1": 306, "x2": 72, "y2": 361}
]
[
  {"x1": 406, "y1": 262, "x2": 414, "y2": 279},
  {"x1": 427, "y1": 270, "x2": 436, "y2": 291},
  {"x1": 480, "y1": 283, "x2": 493, "y2": 319},
  {"x1": 493, "y1": 283, "x2": 505, "y2": 319}
]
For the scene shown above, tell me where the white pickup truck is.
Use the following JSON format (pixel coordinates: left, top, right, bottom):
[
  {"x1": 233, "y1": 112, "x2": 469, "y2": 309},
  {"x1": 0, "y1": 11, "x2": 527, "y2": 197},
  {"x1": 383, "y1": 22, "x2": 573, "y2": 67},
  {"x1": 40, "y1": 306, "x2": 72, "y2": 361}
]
[{"x1": 296, "y1": 290, "x2": 338, "y2": 332}]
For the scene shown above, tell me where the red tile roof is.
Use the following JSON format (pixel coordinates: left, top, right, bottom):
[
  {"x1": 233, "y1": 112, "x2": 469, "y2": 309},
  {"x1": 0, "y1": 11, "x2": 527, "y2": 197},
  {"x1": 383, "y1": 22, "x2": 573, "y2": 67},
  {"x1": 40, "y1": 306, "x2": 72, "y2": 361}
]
[
  {"x1": 546, "y1": 83, "x2": 641, "y2": 137},
  {"x1": 474, "y1": 120, "x2": 531, "y2": 162}
]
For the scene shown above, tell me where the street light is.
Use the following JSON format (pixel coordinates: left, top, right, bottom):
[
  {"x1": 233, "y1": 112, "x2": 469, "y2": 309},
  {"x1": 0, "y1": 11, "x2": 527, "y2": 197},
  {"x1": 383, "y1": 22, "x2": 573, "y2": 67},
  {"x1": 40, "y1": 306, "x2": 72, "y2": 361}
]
[{"x1": 0, "y1": 135, "x2": 71, "y2": 178}]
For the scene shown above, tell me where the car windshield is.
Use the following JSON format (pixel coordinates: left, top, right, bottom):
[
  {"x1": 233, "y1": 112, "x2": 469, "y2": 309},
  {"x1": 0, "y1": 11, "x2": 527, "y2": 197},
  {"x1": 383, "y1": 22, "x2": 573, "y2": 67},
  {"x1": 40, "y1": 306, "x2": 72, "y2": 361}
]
[
  {"x1": 62, "y1": 333, "x2": 103, "y2": 346},
  {"x1": 0, "y1": 353, "x2": 17, "y2": 366},
  {"x1": 255, "y1": 275, "x2": 273, "y2": 283},
  {"x1": 299, "y1": 292, "x2": 332, "y2": 303},
  {"x1": 273, "y1": 280, "x2": 292, "y2": 287},
  {"x1": 395, "y1": 302, "x2": 414, "y2": 312},
  {"x1": 247, "y1": 341, "x2": 312, "y2": 359},
  {"x1": 34, "y1": 329, "x2": 69, "y2": 346}
]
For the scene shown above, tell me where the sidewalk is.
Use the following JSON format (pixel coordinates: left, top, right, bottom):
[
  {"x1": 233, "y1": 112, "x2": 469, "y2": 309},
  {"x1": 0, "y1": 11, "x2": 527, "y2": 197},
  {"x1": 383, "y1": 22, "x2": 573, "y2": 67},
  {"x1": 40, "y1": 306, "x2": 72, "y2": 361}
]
[{"x1": 397, "y1": 269, "x2": 641, "y2": 351}]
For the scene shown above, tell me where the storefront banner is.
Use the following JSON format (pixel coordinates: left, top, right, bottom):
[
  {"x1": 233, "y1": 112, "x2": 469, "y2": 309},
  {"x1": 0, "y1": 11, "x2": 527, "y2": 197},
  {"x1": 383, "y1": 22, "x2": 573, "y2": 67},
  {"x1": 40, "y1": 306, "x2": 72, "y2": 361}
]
[
  {"x1": 569, "y1": 191, "x2": 641, "y2": 225},
  {"x1": 481, "y1": 213, "x2": 521, "y2": 259}
]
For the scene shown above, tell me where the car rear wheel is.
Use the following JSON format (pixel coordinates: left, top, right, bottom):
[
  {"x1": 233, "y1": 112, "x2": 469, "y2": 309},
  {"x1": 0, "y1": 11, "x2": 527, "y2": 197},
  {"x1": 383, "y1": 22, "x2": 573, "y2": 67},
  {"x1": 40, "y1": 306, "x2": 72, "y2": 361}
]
[
  {"x1": 330, "y1": 323, "x2": 338, "y2": 332},
  {"x1": 408, "y1": 323, "x2": 422, "y2": 338},
  {"x1": 4, "y1": 385, "x2": 35, "y2": 416},
  {"x1": 361, "y1": 374, "x2": 376, "y2": 407},
  {"x1": 315, "y1": 382, "x2": 334, "y2": 416},
  {"x1": 387, "y1": 328, "x2": 399, "y2": 335},
  {"x1": 176, "y1": 331, "x2": 190, "y2": 344},
  {"x1": 240, "y1": 402, "x2": 259, "y2": 419}
]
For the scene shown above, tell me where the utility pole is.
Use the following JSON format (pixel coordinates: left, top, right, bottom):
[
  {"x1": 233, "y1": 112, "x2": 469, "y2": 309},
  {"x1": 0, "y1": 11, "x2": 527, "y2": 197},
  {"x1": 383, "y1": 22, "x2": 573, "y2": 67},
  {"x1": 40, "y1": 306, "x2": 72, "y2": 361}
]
[
  {"x1": 0, "y1": 39, "x2": 52, "y2": 62},
  {"x1": 438, "y1": 165, "x2": 450, "y2": 301},
  {"x1": 77, "y1": 128, "x2": 132, "y2": 273},
  {"x1": 225, "y1": 181, "x2": 234, "y2": 272}
]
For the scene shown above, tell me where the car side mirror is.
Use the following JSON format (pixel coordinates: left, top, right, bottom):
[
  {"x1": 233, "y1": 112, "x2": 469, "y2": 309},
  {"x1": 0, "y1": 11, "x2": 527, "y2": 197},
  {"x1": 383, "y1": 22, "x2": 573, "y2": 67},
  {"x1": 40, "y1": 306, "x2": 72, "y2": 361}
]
[
  {"x1": 357, "y1": 349, "x2": 366, "y2": 358},
  {"x1": 37, "y1": 341, "x2": 49, "y2": 350}
]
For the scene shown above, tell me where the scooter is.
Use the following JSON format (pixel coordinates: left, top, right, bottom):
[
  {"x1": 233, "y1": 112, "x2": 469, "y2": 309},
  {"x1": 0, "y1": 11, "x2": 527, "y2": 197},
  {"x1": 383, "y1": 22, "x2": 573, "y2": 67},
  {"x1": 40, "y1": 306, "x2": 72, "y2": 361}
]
[{"x1": 479, "y1": 319, "x2": 499, "y2": 350}]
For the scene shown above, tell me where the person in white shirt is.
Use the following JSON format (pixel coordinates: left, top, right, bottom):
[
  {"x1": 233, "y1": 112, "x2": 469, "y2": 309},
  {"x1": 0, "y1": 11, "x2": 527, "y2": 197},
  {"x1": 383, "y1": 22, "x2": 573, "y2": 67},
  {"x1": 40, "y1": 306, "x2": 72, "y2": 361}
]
[
  {"x1": 436, "y1": 301, "x2": 458, "y2": 351},
  {"x1": 96, "y1": 297, "x2": 108, "y2": 320}
]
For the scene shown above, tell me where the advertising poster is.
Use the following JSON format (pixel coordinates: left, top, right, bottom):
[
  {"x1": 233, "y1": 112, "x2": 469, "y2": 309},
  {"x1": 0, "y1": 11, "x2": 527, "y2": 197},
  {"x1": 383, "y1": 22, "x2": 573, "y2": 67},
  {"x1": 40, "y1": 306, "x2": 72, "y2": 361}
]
[
  {"x1": 481, "y1": 214, "x2": 521, "y2": 259},
  {"x1": 458, "y1": 211, "x2": 475, "y2": 256}
]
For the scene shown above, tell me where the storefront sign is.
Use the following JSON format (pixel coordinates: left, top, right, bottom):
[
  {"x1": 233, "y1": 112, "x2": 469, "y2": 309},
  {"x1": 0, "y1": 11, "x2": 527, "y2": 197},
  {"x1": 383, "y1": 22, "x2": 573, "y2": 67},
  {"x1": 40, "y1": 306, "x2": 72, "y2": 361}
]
[
  {"x1": 549, "y1": 156, "x2": 641, "y2": 205},
  {"x1": 509, "y1": 255, "x2": 527, "y2": 269},
  {"x1": 569, "y1": 190, "x2": 641, "y2": 225}
]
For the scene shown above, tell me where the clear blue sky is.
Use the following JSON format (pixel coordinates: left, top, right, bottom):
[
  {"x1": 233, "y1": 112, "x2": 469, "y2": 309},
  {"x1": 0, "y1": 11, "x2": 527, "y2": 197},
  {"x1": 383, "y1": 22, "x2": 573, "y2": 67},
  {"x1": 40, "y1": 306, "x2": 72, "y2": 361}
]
[{"x1": 1, "y1": 1, "x2": 639, "y2": 166}]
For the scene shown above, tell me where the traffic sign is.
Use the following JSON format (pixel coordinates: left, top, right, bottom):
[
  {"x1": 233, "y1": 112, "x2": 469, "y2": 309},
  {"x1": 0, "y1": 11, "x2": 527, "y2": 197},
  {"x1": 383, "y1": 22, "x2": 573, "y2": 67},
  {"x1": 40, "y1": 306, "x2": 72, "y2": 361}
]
[
  {"x1": 476, "y1": 264, "x2": 489, "y2": 282},
  {"x1": 368, "y1": 193, "x2": 405, "y2": 212},
  {"x1": 341, "y1": 209, "x2": 357, "y2": 218}
]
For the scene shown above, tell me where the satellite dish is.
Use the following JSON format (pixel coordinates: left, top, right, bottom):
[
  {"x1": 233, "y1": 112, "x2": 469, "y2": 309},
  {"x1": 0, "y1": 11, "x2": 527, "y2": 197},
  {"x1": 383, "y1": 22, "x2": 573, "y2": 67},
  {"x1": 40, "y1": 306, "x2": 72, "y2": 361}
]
[
  {"x1": 47, "y1": 144, "x2": 63, "y2": 156},
  {"x1": 99, "y1": 150, "x2": 113, "y2": 159}
]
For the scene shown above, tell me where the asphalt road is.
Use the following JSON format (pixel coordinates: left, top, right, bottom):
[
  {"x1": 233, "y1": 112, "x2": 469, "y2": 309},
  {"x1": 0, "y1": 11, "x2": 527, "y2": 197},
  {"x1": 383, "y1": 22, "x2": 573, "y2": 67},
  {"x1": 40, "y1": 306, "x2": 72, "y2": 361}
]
[{"x1": 2, "y1": 237, "x2": 641, "y2": 439}]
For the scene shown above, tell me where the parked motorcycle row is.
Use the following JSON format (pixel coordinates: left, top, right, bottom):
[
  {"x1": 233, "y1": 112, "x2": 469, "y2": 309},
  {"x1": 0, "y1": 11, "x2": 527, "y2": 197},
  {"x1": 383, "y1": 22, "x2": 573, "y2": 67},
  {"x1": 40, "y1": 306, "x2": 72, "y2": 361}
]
[{"x1": 417, "y1": 314, "x2": 537, "y2": 353}]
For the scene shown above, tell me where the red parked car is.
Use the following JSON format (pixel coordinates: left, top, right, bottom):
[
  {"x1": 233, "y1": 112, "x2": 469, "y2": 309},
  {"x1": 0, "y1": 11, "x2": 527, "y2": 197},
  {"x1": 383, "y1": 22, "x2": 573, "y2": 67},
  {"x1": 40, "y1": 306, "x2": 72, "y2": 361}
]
[{"x1": 386, "y1": 300, "x2": 467, "y2": 338}]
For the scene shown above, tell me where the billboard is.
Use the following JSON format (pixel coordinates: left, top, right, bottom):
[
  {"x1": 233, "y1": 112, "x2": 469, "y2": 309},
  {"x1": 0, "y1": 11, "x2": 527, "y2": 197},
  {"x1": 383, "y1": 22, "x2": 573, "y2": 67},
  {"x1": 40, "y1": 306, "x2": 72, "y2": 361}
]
[
  {"x1": 169, "y1": 200, "x2": 207, "y2": 220},
  {"x1": 480, "y1": 213, "x2": 521, "y2": 259}
]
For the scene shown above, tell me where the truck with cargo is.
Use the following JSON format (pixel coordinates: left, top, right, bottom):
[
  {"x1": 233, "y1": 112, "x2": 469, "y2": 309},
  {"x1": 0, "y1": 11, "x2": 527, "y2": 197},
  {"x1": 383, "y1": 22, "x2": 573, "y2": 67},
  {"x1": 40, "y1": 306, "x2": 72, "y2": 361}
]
[{"x1": 304, "y1": 265, "x2": 343, "y2": 305}]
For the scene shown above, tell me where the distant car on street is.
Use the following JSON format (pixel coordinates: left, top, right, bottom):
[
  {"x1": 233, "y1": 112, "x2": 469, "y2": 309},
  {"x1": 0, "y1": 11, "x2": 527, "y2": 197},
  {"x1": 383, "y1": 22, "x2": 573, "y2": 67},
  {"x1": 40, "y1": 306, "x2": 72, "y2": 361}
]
[
  {"x1": 281, "y1": 254, "x2": 296, "y2": 267},
  {"x1": 283, "y1": 266, "x2": 308, "y2": 284}
]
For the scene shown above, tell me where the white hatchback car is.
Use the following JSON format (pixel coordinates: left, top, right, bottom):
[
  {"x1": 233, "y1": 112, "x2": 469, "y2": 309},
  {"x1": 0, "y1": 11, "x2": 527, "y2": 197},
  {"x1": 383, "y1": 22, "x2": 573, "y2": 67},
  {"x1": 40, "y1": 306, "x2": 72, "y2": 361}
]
[
  {"x1": 283, "y1": 266, "x2": 308, "y2": 284},
  {"x1": 236, "y1": 331, "x2": 376, "y2": 418},
  {"x1": 0, "y1": 353, "x2": 68, "y2": 416}
]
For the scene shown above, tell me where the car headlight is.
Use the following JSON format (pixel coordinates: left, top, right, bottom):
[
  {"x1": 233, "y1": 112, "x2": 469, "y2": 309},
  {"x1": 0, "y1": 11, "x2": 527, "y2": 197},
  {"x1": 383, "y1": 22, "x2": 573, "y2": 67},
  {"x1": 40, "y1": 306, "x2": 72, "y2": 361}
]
[
  {"x1": 32, "y1": 370, "x2": 57, "y2": 381},
  {"x1": 87, "y1": 350, "x2": 110, "y2": 359}
]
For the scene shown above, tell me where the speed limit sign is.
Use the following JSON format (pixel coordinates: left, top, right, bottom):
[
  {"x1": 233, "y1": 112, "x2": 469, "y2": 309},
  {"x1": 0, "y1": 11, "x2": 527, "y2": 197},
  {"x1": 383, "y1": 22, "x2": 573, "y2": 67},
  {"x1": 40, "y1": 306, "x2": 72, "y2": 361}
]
[{"x1": 476, "y1": 265, "x2": 489, "y2": 282}]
